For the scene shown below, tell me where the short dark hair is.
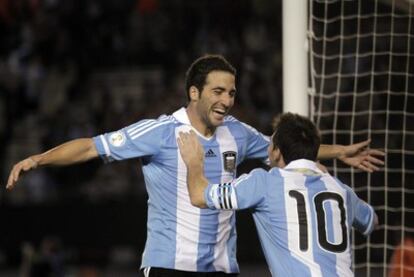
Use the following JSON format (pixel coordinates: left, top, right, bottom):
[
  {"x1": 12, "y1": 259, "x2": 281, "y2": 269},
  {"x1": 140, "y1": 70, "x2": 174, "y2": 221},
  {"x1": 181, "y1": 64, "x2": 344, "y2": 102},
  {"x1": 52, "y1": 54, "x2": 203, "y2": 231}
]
[
  {"x1": 272, "y1": 113, "x2": 321, "y2": 164},
  {"x1": 185, "y1": 54, "x2": 236, "y2": 101}
]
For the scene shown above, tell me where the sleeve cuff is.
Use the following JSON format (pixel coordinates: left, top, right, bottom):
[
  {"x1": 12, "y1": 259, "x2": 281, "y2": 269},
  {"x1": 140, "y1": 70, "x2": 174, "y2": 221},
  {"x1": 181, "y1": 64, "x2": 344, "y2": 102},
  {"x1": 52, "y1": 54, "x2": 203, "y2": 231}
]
[
  {"x1": 93, "y1": 135, "x2": 113, "y2": 163},
  {"x1": 363, "y1": 205, "x2": 376, "y2": 236}
]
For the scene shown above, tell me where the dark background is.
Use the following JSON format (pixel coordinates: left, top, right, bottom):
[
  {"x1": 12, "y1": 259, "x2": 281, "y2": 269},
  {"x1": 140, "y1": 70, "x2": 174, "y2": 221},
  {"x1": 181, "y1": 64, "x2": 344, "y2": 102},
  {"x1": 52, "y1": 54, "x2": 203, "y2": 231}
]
[{"x1": 2, "y1": 0, "x2": 412, "y2": 276}]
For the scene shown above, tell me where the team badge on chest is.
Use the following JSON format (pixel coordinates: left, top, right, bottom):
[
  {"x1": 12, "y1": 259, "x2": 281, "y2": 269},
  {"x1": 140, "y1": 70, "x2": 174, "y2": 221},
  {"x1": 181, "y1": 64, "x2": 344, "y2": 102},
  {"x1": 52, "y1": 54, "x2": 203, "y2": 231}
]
[{"x1": 223, "y1": 151, "x2": 237, "y2": 172}]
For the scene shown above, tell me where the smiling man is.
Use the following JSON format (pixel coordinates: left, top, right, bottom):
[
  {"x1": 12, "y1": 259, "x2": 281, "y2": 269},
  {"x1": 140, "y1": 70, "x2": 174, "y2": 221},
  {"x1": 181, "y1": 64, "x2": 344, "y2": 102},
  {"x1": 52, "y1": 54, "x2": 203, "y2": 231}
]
[
  {"x1": 6, "y1": 55, "x2": 384, "y2": 277},
  {"x1": 186, "y1": 70, "x2": 236, "y2": 135}
]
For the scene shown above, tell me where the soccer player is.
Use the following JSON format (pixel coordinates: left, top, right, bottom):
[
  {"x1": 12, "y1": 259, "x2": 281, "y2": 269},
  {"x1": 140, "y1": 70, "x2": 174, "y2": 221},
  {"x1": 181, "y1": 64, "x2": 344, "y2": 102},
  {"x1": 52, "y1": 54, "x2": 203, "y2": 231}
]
[
  {"x1": 177, "y1": 113, "x2": 378, "y2": 277},
  {"x1": 6, "y1": 55, "x2": 383, "y2": 276}
]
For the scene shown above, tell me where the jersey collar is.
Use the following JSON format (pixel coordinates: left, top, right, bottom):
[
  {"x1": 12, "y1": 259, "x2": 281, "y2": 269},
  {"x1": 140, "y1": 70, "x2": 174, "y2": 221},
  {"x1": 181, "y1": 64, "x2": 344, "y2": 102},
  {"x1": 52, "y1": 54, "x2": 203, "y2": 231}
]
[
  {"x1": 172, "y1": 107, "x2": 215, "y2": 140},
  {"x1": 172, "y1": 107, "x2": 191, "y2": 125},
  {"x1": 284, "y1": 159, "x2": 325, "y2": 175}
]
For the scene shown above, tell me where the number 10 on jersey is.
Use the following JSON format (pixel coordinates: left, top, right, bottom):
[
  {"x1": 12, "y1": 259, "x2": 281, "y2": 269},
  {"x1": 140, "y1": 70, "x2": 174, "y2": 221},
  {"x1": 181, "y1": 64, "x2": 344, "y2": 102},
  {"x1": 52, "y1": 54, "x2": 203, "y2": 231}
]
[{"x1": 288, "y1": 190, "x2": 348, "y2": 253}]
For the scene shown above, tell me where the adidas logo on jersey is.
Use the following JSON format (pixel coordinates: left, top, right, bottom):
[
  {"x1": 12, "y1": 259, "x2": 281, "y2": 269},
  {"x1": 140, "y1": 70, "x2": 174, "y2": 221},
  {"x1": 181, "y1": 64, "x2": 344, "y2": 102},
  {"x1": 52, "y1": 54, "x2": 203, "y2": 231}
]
[{"x1": 205, "y1": 149, "x2": 217, "y2": 157}]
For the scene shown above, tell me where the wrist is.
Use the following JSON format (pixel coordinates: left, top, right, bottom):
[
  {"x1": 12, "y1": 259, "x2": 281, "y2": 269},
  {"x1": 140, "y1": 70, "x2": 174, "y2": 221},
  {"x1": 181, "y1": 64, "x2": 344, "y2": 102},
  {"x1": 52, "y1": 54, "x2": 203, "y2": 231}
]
[
  {"x1": 190, "y1": 164, "x2": 204, "y2": 175},
  {"x1": 28, "y1": 156, "x2": 39, "y2": 168},
  {"x1": 336, "y1": 145, "x2": 347, "y2": 159}
]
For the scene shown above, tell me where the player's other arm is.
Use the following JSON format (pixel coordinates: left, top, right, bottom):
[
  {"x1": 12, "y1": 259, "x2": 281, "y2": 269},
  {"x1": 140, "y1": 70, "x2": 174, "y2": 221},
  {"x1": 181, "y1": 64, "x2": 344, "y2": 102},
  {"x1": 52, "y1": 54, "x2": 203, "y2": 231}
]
[
  {"x1": 177, "y1": 130, "x2": 209, "y2": 208},
  {"x1": 351, "y1": 192, "x2": 379, "y2": 236},
  {"x1": 6, "y1": 138, "x2": 98, "y2": 190}
]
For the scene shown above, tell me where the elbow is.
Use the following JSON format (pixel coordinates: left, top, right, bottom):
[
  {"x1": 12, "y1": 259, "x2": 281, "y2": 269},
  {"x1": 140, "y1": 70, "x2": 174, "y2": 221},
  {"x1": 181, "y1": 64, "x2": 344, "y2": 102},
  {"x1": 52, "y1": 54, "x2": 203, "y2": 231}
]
[{"x1": 189, "y1": 194, "x2": 207, "y2": 208}]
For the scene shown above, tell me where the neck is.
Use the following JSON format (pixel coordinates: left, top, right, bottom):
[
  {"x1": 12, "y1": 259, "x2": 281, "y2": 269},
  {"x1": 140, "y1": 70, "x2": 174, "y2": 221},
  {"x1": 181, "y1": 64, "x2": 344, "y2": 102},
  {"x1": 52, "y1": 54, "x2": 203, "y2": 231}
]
[{"x1": 186, "y1": 105, "x2": 215, "y2": 137}]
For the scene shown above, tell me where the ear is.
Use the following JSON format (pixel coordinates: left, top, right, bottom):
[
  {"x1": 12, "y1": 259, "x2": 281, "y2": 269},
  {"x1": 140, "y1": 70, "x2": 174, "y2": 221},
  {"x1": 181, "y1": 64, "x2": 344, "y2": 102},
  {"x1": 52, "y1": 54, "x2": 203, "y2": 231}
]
[
  {"x1": 189, "y1": 86, "x2": 200, "y2": 101},
  {"x1": 271, "y1": 147, "x2": 286, "y2": 168},
  {"x1": 270, "y1": 147, "x2": 281, "y2": 163}
]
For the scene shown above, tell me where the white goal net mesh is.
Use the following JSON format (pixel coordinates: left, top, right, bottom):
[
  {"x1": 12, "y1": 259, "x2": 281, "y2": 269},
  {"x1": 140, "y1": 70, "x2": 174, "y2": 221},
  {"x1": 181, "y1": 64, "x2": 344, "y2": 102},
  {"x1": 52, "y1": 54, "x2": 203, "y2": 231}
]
[{"x1": 308, "y1": 0, "x2": 414, "y2": 276}]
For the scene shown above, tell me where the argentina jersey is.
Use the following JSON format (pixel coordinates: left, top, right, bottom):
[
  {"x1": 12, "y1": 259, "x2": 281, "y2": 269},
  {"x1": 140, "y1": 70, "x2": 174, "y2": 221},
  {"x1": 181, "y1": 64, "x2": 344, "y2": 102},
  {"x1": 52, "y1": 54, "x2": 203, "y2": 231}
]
[
  {"x1": 204, "y1": 159, "x2": 376, "y2": 277},
  {"x1": 92, "y1": 107, "x2": 269, "y2": 273}
]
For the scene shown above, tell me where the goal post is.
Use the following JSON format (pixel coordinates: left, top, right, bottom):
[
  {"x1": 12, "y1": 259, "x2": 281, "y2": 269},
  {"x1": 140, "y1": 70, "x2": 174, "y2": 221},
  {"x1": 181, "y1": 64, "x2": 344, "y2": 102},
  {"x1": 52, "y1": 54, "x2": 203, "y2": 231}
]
[{"x1": 282, "y1": 0, "x2": 309, "y2": 116}]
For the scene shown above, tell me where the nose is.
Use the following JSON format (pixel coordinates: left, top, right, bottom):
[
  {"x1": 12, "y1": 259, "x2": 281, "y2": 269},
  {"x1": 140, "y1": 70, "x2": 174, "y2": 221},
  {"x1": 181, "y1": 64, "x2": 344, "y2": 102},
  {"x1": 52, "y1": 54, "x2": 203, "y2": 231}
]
[{"x1": 220, "y1": 93, "x2": 234, "y2": 108}]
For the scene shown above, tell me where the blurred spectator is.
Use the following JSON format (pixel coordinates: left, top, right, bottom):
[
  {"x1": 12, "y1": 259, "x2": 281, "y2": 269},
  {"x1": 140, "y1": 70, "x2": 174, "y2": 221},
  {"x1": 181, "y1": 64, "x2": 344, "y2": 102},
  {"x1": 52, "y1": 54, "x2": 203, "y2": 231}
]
[
  {"x1": 389, "y1": 233, "x2": 414, "y2": 277},
  {"x1": 20, "y1": 237, "x2": 64, "y2": 277}
]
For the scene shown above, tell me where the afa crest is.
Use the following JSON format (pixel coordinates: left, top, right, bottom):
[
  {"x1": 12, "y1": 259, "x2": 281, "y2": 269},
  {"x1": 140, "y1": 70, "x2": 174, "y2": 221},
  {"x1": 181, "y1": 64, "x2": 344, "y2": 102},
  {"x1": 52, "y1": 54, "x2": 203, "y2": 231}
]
[{"x1": 223, "y1": 151, "x2": 237, "y2": 172}]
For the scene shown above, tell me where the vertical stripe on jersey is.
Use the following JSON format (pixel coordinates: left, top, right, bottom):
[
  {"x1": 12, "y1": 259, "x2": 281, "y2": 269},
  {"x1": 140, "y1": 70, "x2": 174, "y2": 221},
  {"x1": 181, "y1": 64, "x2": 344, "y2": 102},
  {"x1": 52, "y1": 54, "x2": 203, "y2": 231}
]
[
  {"x1": 321, "y1": 176, "x2": 353, "y2": 277},
  {"x1": 281, "y1": 170, "x2": 323, "y2": 277},
  {"x1": 306, "y1": 177, "x2": 340, "y2": 277},
  {"x1": 213, "y1": 126, "x2": 238, "y2": 273},
  {"x1": 174, "y1": 125, "x2": 200, "y2": 271}
]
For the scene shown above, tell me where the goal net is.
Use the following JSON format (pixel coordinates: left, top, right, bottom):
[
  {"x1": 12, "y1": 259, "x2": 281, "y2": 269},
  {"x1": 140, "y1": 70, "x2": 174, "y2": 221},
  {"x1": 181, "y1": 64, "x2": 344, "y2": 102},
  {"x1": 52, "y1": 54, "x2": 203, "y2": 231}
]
[{"x1": 308, "y1": 0, "x2": 414, "y2": 276}]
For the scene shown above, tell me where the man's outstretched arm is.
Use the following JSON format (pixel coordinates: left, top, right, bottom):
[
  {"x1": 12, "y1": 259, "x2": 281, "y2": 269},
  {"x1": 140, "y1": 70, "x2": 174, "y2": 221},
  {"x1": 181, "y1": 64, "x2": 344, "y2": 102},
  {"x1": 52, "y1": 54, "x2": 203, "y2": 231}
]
[{"x1": 6, "y1": 138, "x2": 98, "y2": 190}]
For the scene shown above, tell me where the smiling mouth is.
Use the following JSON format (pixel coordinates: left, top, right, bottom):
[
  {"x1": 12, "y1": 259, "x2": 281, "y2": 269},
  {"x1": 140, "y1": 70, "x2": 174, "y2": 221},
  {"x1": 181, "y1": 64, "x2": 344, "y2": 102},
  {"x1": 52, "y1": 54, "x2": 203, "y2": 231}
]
[{"x1": 212, "y1": 108, "x2": 227, "y2": 116}]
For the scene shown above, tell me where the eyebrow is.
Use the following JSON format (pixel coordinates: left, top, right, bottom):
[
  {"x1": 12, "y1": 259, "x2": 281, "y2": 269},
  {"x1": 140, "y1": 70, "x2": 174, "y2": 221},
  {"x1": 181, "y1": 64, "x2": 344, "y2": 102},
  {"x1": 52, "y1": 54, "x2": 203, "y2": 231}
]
[{"x1": 212, "y1": 86, "x2": 237, "y2": 93}]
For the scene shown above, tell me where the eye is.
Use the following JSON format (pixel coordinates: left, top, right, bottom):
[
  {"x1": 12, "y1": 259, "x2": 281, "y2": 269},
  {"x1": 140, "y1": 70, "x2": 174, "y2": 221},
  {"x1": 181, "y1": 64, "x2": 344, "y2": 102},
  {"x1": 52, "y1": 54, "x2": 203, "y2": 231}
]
[{"x1": 229, "y1": 91, "x2": 236, "y2": 97}]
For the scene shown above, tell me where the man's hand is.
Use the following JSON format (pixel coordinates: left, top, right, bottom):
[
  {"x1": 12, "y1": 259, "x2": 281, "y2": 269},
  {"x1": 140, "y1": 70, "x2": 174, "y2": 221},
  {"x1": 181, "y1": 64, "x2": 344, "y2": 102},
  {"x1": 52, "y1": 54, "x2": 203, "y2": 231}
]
[
  {"x1": 177, "y1": 130, "x2": 204, "y2": 167},
  {"x1": 177, "y1": 130, "x2": 209, "y2": 208},
  {"x1": 6, "y1": 157, "x2": 39, "y2": 190},
  {"x1": 338, "y1": 140, "x2": 385, "y2": 173},
  {"x1": 5, "y1": 138, "x2": 98, "y2": 191}
]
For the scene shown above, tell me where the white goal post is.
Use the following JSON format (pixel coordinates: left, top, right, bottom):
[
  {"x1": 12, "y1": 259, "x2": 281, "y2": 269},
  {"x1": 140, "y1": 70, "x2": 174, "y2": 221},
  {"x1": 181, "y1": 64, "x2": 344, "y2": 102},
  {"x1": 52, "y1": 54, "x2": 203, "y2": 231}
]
[{"x1": 283, "y1": 0, "x2": 309, "y2": 115}]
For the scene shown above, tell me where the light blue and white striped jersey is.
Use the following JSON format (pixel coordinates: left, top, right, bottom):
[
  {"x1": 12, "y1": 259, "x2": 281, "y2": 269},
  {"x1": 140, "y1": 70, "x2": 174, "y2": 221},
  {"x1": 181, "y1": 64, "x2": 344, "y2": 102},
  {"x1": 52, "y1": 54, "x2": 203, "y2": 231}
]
[
  {"x1": 205, "y1": 159, "x2": 376, "y2": 277},
  {"x1": 92, "y1": 107, "x2": 269, "y2": 273}
]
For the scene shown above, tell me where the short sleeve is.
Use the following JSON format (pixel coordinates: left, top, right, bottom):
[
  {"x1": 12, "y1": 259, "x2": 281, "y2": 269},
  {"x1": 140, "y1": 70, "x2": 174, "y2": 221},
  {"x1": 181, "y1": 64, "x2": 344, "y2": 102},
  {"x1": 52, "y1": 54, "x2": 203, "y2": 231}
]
[
  {"x1": 93, "y1": 115, "x2": 173, "y2": 162},
  {"x1": 348, "y1": 188, "x2": 377, "y2": 236},
  {"x1": 204, "y1": 168, "x2": 268, "y2": 210}
]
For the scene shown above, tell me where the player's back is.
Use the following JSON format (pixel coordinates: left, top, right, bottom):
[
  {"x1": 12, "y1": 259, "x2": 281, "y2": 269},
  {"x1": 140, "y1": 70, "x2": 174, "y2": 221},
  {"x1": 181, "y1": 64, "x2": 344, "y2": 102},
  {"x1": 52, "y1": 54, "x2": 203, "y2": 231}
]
[{"x1": 251, "y1": 159, "x2": 375, "y2": 277}]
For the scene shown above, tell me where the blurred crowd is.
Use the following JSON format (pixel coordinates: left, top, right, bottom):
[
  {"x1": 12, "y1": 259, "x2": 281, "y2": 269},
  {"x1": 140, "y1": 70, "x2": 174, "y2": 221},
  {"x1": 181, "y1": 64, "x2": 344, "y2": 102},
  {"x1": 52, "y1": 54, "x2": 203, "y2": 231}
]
[{"x1": 0, "y1": 0, "x2": 283, "y2": 205}]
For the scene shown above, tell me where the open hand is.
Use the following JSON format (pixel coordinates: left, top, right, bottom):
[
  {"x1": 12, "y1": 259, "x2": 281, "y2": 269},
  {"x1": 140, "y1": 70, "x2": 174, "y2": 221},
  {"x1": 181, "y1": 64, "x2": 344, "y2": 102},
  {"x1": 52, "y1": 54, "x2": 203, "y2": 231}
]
[
  {"x1": 177, "y1": 130, "x2": 204, "y2": 167},
  {"x1": 338, "y1": 140, "x2": 385, "y2": 173}
]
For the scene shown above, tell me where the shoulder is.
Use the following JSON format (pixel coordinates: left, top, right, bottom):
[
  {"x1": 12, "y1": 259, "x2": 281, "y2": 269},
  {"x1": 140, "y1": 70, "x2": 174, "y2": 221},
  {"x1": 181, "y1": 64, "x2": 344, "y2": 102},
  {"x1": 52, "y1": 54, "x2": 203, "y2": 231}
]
[
  {"x1": 323, "y1": 175, "x2": 360, "y2": 203},
  {"x1": 329, "y1": 175, "x2": 353, "y2": 193},
  {"x1": 234, "y1": 168, "x2": 270, "y2": 187},
  {"x1": 124, "y1": 114, "x2": 178, "y2": 139},
  {"x1": 250, "y1": 167, "x2": 269, "y2": 176},
  {"x1": 224, "y1": 115, "x2": 260, "y2": 134},
  {"x1": 223, "y1": 115, "x2": 242, "y2": 127}
]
